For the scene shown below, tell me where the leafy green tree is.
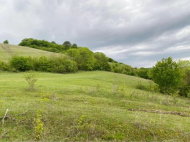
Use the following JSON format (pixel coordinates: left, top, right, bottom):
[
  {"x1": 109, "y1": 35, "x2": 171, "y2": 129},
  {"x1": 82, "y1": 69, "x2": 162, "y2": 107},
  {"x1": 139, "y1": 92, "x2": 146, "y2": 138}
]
[
  {"x1": 67, "y1": 48, "x2": 95, "y2": 70},
  {"x1": 152, "y1": 57, "x2": 183, "y2": 94},
  {"x1": 51, "y1": 41, "x2": 56, "y2": 44},
  {"x1": 3, "y1": 40, "x2": 9, "y2": 44},
  {"x1": 177, "y1": 60, "x2": 190, "y2": 97},
  {"x1": 66, "y1": 48, "x2": 80, "y2": 61},
  {"x1": 94, "y1": 52, "x2": 111, "y2": 71},
  {"x1": 137, "y1": 67, "x2": 152, "y2": 79},
  {"x1": 77, "y1": 48, "x2": 95, "y2": 70},
  {"x1": 63, "y1": 41, "x2": 72, "y2": 50},
  {"x1": 71, "y1": 43, "x2": 78, "y2": 48}
]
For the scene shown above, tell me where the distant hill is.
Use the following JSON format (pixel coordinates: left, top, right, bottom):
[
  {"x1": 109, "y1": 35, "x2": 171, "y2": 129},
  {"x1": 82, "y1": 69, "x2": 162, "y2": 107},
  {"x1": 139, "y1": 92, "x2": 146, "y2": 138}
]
[{"x1": 0, "y1": 43, "x2": 60, "y2": 62}]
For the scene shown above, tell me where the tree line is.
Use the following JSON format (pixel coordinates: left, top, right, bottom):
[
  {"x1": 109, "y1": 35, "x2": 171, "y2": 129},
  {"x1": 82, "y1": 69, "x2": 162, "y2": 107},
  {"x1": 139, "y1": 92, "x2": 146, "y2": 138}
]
[
  {"x1": 2, "y1": 39, "x2": 190, "y2": 97},
  {"x1": 16, "y1": 38, "x2": 152, "y2": 77}
]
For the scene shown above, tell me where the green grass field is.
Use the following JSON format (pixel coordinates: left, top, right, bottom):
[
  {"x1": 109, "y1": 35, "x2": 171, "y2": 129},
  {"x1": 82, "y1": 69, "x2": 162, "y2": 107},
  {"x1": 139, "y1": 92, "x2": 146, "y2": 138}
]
[
  {"x1": 1, "y1": 71, "x2": 190, "y2": 141},
  {"x1": 0, "y1": 43, "x2": 59, "y2": 62}
]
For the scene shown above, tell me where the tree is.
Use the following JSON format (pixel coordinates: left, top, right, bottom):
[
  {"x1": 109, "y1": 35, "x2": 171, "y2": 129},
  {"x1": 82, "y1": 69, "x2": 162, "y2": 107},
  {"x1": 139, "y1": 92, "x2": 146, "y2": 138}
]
[
  {"x1": 137, "y1": 67, "x2": 152, "y2": 79},
  {"x1": 71, "y1": 43, "x2": 78, "y2": 48},
  {"x1": 177, "y1": 60, "x2": 190, "y2": 97},
  {"x1": 63, "y1": 41, "x2": 72, "y2": 50},
  {"x1": 51, "y1": 41, "x2": 56, "y2": 44},
  {"x1": 67, "y1": 48, "x2": 95, "y2": 70},
  {"x1": 152, "y1": 57, "x2": 183, "y2": 94},
  {"x1": 78, "y1": 47, "x2": 95, "y2": 70},
  {"x1": 3, "y1": 40, "x2": 9, "y2": 44},
  {"x1": 66, "y1": 48, "x2": 80, "y2": 62},
  {"x1": 94, "y1": 52, "x2": 110, "y2": 71}
]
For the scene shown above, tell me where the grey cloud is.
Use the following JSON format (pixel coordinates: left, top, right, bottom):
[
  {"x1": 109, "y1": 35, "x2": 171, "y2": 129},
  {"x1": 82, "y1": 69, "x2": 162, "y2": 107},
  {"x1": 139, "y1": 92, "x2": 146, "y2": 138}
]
[{"x1": 0, "y1": 0, "x2": 190, "y2": 67}]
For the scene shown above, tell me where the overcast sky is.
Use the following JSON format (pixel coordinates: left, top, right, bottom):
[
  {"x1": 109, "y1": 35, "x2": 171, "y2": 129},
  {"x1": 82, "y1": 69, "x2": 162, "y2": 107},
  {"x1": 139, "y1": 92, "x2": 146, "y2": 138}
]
[{"x1": 1, "y1": 0, "x2": 190, "y2": 67}]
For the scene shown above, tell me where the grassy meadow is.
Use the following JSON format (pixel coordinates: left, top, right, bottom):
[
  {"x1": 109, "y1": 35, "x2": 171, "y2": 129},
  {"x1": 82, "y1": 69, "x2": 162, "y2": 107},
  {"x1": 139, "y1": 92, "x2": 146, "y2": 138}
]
[
  {"x1": 1, "y1": 71, "x2": 190, "y2": 141},
  {"x1": 0, "y1": 43, "x2": 59, "y2": 62}
]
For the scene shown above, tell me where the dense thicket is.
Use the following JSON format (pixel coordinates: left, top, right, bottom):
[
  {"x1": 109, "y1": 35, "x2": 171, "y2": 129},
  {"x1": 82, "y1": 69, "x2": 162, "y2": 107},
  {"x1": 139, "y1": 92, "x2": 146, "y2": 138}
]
[{"x1": 0, "y1": 56, "x2": 78, "y2": 73}]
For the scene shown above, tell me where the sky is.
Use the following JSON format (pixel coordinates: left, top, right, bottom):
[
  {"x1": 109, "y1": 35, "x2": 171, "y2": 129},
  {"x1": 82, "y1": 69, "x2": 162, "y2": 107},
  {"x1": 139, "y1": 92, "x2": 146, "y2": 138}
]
[{"x1": 0, "y1": 0, "x2": 190, "y2": 67}]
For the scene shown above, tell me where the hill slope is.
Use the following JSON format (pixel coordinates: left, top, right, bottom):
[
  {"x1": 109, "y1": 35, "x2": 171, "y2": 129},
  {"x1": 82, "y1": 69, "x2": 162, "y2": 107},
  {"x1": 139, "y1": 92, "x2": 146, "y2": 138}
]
[
  {"x1": 0, "y1": 71, "x2": 190, "y2": 141},
  {"x1": 0, "y1": 43, "x2": 59, "y2": 62}
]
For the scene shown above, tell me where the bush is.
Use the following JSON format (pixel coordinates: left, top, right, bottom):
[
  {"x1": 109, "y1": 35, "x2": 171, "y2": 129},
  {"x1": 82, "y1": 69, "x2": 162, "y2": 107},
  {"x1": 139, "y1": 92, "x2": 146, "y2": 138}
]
[
  {"x1": 152, "y1": 57, "x2": 183, "y2": 94},
  {"x1": 10, "y1": 56, "x2": 34, "y2": 71},
  {"x1": 179, "y1": 70, "x2": 190, "y2": 97},
  {"x1": 8, "y1": 55, "x2": 78, "y2": 73},
  {"x1": 3, "y1": 40, "x2": 9, "y2": 44},
  {"x1": 0, "y1": 61, "x2": 10, "y2": 71},
  {"x1": 34, "y1": 56, "x2": 50, "y2": 72},
  {"x1": 24, "y1": 71, "x2": 38, "y2": 91},
  {"x1": 48, "y1": 56, "x2": 78, "y2": 73}
]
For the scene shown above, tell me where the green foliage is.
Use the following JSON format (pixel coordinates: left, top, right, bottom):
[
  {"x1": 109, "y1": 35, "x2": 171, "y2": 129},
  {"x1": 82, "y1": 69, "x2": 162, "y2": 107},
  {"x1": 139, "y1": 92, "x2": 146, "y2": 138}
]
[
  {"x1": 9, "y1": 56, "x2": 78, "y2": 73},
  {"x1": 10, "y1": 56, "x2": 34, "y2": 71},
  {"x1": 0, "y1": 60, "x2": 11, "y2": 71},
  {"x1": 137, "y1": 67, "x2": 152, "y2": 79},
  {"x1": 62, "y1": 41, "x2": 72, "y2": 50},
  {"x1": 66, "y1": 48, "x2": 80, "y2": 62},
  {"x1": 152, "y1": 57, "x2": 183, "y2": 94},
  {"x1": 71, "y1": 43, "x2": 78, "y2": 48},
  {"x1": 19, "y1": 38, "x2": 65, "y2": 53},
  {"x1": 63, "y1": 41, "x2": 72, "y2": 47},
  {"x1": 108, "y1": 57, "x2": 118, "y2": 63},
  {"x1": 48, "y1": 56, "x2": 78, "y2": 73},
  {"x1": 34, "y1": 56, "x2": 50, "y2": 72},
  {"x1": 33, "y1": 110, "x2": 44, "y2": 140},
  {"x1": 67, "y1": 48, "x2": 95, "y2": 70},
  {"x1": 110, "y1": 62, "x2": 133, "y2": 75},
  {"x1": 177, "y1": 60, "x2": 190, "y2": 97},
  {"x1": 78, "y1": 48, "x2": 95, "y2": 70},
  {"x1": 94, "y1": 52, "x2": 111, "y2": 71},
  {"x1": 3, "y1": 40, "x2": 9, "y2": 44},
  {"x1": 24, "y1": 71, "x2": 38, "y2": 91}
]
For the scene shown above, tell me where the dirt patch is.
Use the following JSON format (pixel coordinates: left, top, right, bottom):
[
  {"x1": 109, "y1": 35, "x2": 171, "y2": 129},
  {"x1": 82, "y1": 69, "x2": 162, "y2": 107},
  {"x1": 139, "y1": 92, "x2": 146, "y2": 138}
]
[{"x1": 128, "y1": 108, "x2": 190, "y2": 117}]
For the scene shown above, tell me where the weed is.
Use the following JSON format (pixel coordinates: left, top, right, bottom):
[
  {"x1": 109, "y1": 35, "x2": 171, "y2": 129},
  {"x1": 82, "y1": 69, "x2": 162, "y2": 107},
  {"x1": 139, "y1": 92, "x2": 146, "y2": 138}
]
[{"x1": 33, "y1": 110, "x2": 44, "y2": 141}]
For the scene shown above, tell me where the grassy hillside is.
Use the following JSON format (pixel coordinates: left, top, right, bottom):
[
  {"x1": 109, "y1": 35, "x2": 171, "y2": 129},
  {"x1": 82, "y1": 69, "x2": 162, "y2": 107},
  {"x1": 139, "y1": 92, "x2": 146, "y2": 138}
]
[
  {"x1": 0, "y1": 71, "x2": 190, "y2": 141},
  {"x1": 0, "y1": 43, "x2": 59, "y2": 62}
]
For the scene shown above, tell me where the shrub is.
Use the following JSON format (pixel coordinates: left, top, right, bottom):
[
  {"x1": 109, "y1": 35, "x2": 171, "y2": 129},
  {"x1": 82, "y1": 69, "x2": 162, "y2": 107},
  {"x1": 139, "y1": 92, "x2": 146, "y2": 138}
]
[
  {"x1": 24, "y1": 71, "x2": 38, "y2": 91},
  {"x1": 152, "y1": 57, "x2": 183, "y2": 94},
  {"x1": 9, "y1": 55, "x2": 78, "y2": 73},
  {"x1": 10, "y1": 56, "x2": 34, "y2": 71},
  {"x1": 34, "y1": 56, "x2": 50, "y2": 72},
  {"x1": 48, "y1": 56, "x2": 78, "y2": 73},
  {"x1": 179, "y1": 70, "x2": 190, "y2": 97},
  {"x1": 0, "y1": 61, "x2": 10, "y2": 71},
  {"x1": 3, "y1": 40, "x2": 9, "y2": 44}
]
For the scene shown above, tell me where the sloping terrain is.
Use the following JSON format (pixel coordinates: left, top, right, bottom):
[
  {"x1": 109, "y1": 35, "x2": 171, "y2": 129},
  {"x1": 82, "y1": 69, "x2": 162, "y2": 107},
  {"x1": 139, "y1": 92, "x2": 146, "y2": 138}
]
[
  {"x1": 0, "y1": 43, "x2": 59, "y2": 62},
  {"x1": 0, "y1": 71, "x2": 190, "y2": 141}
]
